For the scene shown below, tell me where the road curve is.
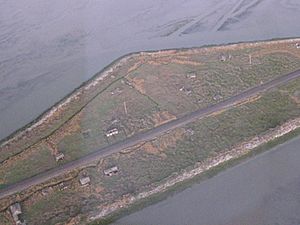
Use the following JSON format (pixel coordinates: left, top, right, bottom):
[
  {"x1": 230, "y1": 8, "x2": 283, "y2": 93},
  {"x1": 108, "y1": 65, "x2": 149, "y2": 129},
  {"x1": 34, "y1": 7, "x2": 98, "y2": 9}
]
[{"x1": 1, "y1": 69, "x2": 300, "y2": 200}]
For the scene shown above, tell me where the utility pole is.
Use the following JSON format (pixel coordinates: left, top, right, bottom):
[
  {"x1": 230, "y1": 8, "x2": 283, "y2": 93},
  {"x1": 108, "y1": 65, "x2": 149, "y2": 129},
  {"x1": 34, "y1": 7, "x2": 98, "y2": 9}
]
[{"x1": 249, "y1": 54, "x2": 252, "y2": 65}]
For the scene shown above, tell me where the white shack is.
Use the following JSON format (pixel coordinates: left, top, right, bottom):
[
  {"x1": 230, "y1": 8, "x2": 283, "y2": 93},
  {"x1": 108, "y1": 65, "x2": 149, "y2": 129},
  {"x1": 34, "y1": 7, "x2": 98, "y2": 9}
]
[
  {"x1": 104, "y1": 166, "x2": 119, "y2": 176},
  {"x1": 55, "y1": 153, "x2": 65, "y2": 162},
  {"x1": 79, "y1": 176, "x2": 91, "y2": 186},
  {"x1": 106, "y1": 128, "x2": 119, "y2": 137}
]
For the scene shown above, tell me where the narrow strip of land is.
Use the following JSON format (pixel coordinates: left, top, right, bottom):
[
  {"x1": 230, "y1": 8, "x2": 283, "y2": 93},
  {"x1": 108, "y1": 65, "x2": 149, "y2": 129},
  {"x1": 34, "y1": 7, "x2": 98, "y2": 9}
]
[{"x1": 1, "y1": 69, "x2": 300, "y2": 200}]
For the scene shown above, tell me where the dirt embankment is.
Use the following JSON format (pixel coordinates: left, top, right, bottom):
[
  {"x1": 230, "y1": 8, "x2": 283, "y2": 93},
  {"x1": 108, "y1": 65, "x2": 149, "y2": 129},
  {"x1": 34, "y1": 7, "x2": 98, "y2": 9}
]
[{"x1": 88, "y1": 116, "x2": 300, "y2": 221}]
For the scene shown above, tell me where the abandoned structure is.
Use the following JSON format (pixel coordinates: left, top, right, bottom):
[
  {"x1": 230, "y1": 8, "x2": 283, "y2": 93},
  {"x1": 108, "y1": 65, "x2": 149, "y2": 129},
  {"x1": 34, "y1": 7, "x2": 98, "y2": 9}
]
[
  {"x1": 179, "y1": 86, "x2": 192, "y2": 95},
  {"x1": 213, "y1": 94, "x2": 223, "y2": 101},
  {"x1": 220, "y1": 55, "x2": 227, "y2": 62},
  {"x1": 104, "y1": 166, "x2": 119, "y2": 176},
  {"x1": 79, "y1": 176, "x2": 91, "y2": 186},
  {"x1": 58, "y1": 182, "x2": 69, "y2": 191},
  {"x1": 55, "y1": 152, "x2": 65, "y2": 162},
  {"x1": 185, "y1": 128, "x2": 194, "y2": 136},
  {"x1": 219, "y1": 54, "x2": 232, "y2": 62},
  {"x1": 10, "y1": 203, "x2": 26, "y2": 225},
  {"x1": 186, "y1": 72, "x2": 196, "y2": 79},
  {"x1": 105, "y1": 128, "x2": 119, "y2": 137},
  {"x1": 111, "y1": 87, "x2": 123, "y2": 95}
]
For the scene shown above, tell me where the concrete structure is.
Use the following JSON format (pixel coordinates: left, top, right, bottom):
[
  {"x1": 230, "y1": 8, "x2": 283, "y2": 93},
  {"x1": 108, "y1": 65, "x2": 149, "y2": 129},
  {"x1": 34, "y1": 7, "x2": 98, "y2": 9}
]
[
  {"x1": 55, "y1": 153, "x2": 64, "y2": 162},
  {"x1": 296, "y1": 43, "x2": 300, "y2": 49},
  {"x1": 104, "y1": 166, "x2": 119, "y2": 176},
  {"x1": 79, "y1": 176, "x2": 91, "y2": 186},
  {"x1": 9, "y1": 203, "x2": 26, "y2": 225},
  {"x1": 106, "y1": 128, "x2": 119, "y2": 137}
]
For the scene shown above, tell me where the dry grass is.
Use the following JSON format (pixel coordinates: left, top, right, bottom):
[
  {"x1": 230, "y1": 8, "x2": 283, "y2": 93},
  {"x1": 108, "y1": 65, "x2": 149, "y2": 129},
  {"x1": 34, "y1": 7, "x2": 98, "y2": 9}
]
[{"x1": 2, "y1": 39, "x2": 300, "y2": 225}]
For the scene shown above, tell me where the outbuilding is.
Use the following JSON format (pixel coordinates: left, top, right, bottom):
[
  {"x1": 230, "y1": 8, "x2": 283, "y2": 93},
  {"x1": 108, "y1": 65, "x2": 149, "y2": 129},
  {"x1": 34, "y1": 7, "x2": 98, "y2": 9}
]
[
  {"x1": 79, "y1": 176, "x2": 91, "y2": 186},
  {"x1": 55, "y1": 153, "x2": 65, "y2": 162},
  {"x1": 186, "y1": 72, "x2": 196, "y2": 79},
  {"x1": 104, "y1": 166, "x2": 119, "y2": 176},
  {"x1": 10, "y1": 203, "x2": 26, "y2": 225},
  {"x1": 105, "y1": 128, "x2": 119, "y2": 137}
]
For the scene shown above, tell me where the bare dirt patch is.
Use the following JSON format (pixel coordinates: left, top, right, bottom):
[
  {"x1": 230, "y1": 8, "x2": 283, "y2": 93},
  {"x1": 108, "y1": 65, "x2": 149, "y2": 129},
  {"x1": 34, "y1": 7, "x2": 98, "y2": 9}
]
[
  {"x1": 131, "y1": 77, "x2": 146, "y2": 95},
  {"x1": 152, "y1": 111, "x2": 176, "y2": 126}
]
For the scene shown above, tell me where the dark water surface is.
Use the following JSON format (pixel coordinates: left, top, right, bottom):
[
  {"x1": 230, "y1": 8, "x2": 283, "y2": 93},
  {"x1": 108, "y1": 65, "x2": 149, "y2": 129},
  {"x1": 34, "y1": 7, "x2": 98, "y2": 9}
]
[
  {"x1": 1, "y1": 0, "x2": 300, "y2": 140},
  {"x1": 117, "y1": 136, "x2": 300, "y2": 225}
]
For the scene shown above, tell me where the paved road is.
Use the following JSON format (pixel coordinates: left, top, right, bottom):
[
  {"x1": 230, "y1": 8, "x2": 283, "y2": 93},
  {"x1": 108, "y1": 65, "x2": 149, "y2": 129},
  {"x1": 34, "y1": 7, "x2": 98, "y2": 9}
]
[{"x1": 1, "y1": 69, "x2": 300, "y2": 200}]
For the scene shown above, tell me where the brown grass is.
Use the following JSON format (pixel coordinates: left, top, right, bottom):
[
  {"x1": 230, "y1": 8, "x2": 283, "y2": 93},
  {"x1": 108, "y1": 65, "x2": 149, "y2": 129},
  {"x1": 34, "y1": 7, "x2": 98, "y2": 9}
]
[
  {"x1": 152, "y1": 111, "x2": 177, "y2": 127},
  {"x1": 131, "y1": 77, "x2": 146, "y2": 95},
  {"x1": 142, "y1": 142, "x2": 161, "y2": 156},
  {"x1": 127, "y1": 61, "x2": 144, "y2": 73}
]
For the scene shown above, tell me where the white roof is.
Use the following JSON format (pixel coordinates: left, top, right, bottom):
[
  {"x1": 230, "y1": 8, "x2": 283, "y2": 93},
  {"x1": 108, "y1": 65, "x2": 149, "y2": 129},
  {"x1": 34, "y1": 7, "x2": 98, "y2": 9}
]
[{"x1": 80, "y1": 176, "x2": 90, "y2": 185}]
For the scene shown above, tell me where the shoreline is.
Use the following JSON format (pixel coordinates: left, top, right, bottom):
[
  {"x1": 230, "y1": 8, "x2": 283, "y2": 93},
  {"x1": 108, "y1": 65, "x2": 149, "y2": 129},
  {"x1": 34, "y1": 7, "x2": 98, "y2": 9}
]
[
  {"x1": 0, "y1": 53, "x2": 136, "y2": 148},
  {"x1": 1, "y1": 37, "x2": 300, "y2": 224},
  {"x1": 89, "y1": 117, "x2": 300, "y2": 224},
  {"x1": 1, "y1": 37, "x2": 300, "y2": 148}
]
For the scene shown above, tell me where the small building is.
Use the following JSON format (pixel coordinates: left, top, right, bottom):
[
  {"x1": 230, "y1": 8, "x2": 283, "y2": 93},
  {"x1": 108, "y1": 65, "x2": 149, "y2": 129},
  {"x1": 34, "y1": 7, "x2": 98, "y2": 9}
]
[
  {"x1": 79, "y1": 176, "x2": 91, "y2": 186},
  {"x1": 213, "y1": 94, "x2": 223, "y2": 101},
  {"x1": 106, "y1": 128, "x2": 119, "y2": 137},
  {"x1": 104, "y1": 166, "x2": 119, "y2": 176},
  {"x1": 186, "y1": 72, "x2": 196, "y2": 79},
  {"x1": 179, "y1": 86, "x2": 192, "y2": 95},
  {"x1": 10, "y1": 203, "x2": 21, "y2": 219},
  {"x1": 185, "y1": 128, "x2": 194, "y2": 136},
  {"x1": 179, "y1": 86, "x2": 185, "y2": 92},
  {"x1": 55, "y1": 153, "x2": 64, "y2": 162},
  {"x1": 185, "y1": 88, "x2": 192, "y2": 95},
  {"x1": 10, "y1": 203, "x2": 26, "y2": 225},
  {"x1": 111, "y1": 87, "x2": 123, "y2": 95},
  {"x1": 58, "y1": 182, "x2": 69, "y2": 191},
  {"x1": 220, "y1": 55, "x2": 227, "y2": 62},
  {"x1": 124, "y1": 80, "x2": 133, "y2": 88},
  {"x1": 219, "y1": 53, "x2": 232, "y2": 62}
]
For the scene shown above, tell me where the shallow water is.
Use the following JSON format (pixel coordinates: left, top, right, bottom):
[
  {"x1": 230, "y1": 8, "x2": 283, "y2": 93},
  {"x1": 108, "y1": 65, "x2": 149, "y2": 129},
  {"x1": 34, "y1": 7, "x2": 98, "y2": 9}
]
[
  {"x1": 117, "y1": 136, "x2": 300, "y2": 225},
  {"x1": 1, "y1": 0, "x2": 300, "y2": 140}
]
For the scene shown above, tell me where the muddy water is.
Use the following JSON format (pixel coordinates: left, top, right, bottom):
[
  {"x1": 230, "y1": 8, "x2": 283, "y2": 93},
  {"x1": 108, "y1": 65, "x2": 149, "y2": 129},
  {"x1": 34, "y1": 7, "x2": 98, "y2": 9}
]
[
  {"x1": 1, "y1": 0, "x2": 300, "y2": 140},
  {"x1": 117, "y1": 136, "x2": 300, "y2": 225}
]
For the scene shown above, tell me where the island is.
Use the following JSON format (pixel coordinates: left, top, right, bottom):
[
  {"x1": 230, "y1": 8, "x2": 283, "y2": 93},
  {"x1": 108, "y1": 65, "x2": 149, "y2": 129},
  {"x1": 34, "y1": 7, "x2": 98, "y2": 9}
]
[{"x1": 1, "y1": 38, "x2": 300, "y2": 225}]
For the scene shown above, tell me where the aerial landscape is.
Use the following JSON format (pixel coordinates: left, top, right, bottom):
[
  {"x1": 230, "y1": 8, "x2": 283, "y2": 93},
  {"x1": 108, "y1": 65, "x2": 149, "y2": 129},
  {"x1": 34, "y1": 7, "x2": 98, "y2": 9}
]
[
  {"x1": 1, "y1": 38, "x2": 300, "y2": 224},
  {"x1": 1, "y1": 0, "x2": 300, "y2": 225}
]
